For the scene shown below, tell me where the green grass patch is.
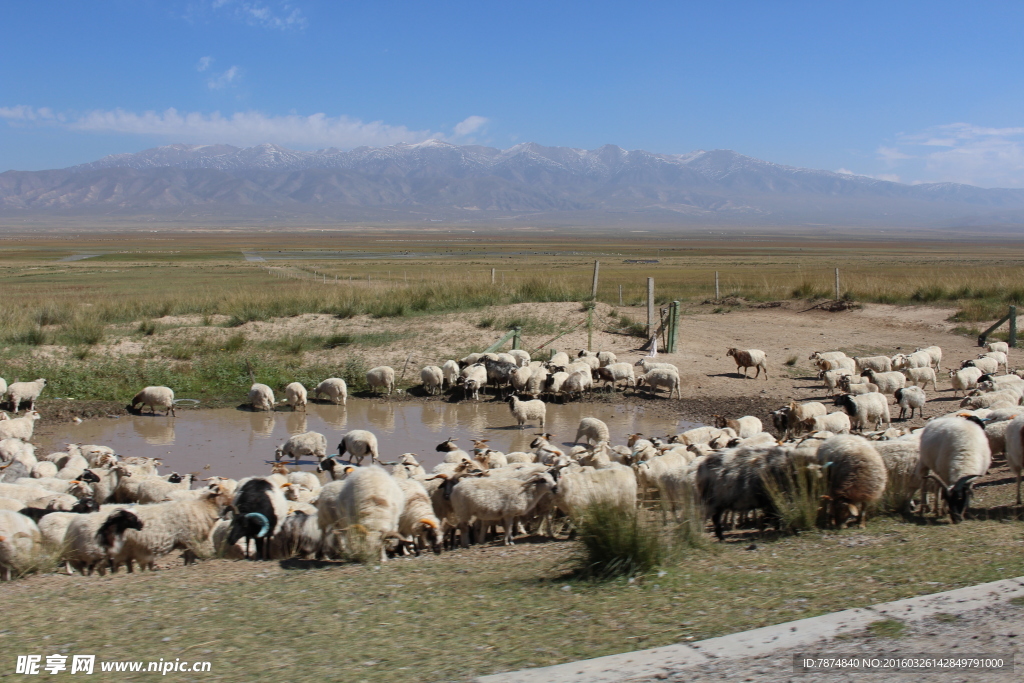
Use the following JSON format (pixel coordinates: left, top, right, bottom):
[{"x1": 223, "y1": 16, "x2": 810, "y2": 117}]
[{"x1": 866, "y1": 619, "x2": 906, "y2": 639}]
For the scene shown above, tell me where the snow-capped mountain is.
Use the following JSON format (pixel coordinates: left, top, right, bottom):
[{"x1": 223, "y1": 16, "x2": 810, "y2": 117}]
[{"x1": 3, "y1": 140, "x2": 1024, "y2": 227}]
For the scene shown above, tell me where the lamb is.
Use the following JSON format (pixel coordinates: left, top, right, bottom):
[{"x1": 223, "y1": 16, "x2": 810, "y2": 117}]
[
  {"x1": 853, "y1": 356, "x2": 892, "y2": 373},
  {"x1": 801, "y1": 412, "x2": 852, "y2": 434},
  {"x1": 275, "y1": 431, "x2": 328, "y2": 464},
  {"x1": 508, "y1": 395, "x2": 546, "y2": 429},
  {"x1": 962, "y1": 357, "x2": 1000, "y2": 376},
  {"x1": 130, "y1": 386, "x2": 176, "y2": 417},
  {"x1": 817, "y1": 356, "x2": 856, "y2": 373},
  {"x1": 248, "y1": 383, "x2": 276, "y2": 411},
  {"x1": 784, "y1": 401, "x2": 828, "y2": 437},
  {"x1": 284, "y1": 382, "x2": 307, "y2": 411},
  {"x1": 449, "y1": 470, "x2": 557, "y2": 547},
  {"x1": 820, "y1": 370, "x2": 852, "y2": 397},
  {"x1": 949, "y1": 367, "x2": 984, "y2": 397},
  {"x1": 65, "y1": 507, "x2": 142, "y2": 576},
  {"x1": 816, "y1": 435, "x2": 887, "y2": 527},
  {"x1": 420, "y1": 366, "x2": 444, "y2": 396},
  {"x1": 575, "y1": 417, "x2": 610, "y2": 445},
  {"x1": 312, "y1": 378, "x2": 348, "y2": 405},
  {"x1": 712, "y1": 415, "x2": 762, "y2": 439},
  {"x1": 985, "y1": 341, "x2": 1010, "y2": 355},
  {"x1": 6, "y1": 379, "x2": 46, "y2": 413},
  {"x1": 393, "y1": 474, "x2": 442, "y2": 556},
  {"x1": 441, "y1": 360, "x2": 460, "y2": 389},
  {"x1": 809, "y1": 351, "x2": 847, "y2": 363},
  {"x1": 834, "y1": 392, "x2": 891, "y2": 431},
  {"x1": 225, "y1": 478, "x2": 289, "y2": 561},
  {"x1": 395, "y1": 453, "x2": 426, "y2": 479},
  {"x1": 915, "y1": 415, "x2": 991, "y2": 522},
  {"x1": 894, "y1": 386, "x2": 927, "y2": 420},
  {"x1": 669, "y1": 425, "x2": 736, "y2": 446},
  {"x1": 0, "y1": 510, "x2": 42, "y2": 580},
  {"x1": 839, "y1": 378, "x2": 879, "y2": 396},
  {"x1": 902, "y1": 366, "x2": 938, "y2": 391},
  {"x1": 338, "y1": 430, "x2": 381, "y2": 466},
  {"x1": 860, "y1": 369, "x2": 906, "y2": 396},
  {"x1": 0, "y1": 411, "x2": 41, "y2": 442},
  {"x1": 1002, "y1": 414, "x2": 1024, "y2": 504},
  {"x1": 285, "y1": 470, "x2": 321, "y2": 492},
  {"x1": 529, "y1": 433, "x2": 566, "y2": 465},
  {"x1": 726, "y1": 348, "x2": 768, "y2": 379},
  {"x1": 892, "y1": 351, "x2": 933, "y2": 371},
  {"x1": 365, "y1": 366, "x2": 396, "y2": 396},
  {"x1": 458, "y1": 364, "x2": 488, "y2": 401},
  {"x1": 315, "y1": 465, "x2": 405, "y2": 562},
  {"x1": 636, "y1": 369, "x2": 682, "y2": 398}
]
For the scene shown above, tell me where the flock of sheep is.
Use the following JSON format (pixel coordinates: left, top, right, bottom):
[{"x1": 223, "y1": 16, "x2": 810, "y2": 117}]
[{"x1": 1, "y1": 338, "x2": 1022, "y2": 581}]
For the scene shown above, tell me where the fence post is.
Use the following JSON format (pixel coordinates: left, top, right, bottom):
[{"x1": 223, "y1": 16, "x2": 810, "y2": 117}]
[
  {"x1": 666, "y1": 301, "x2": 679, "y2": 353},
  {"x1": 491, "y1": 268, "x2": 495, "y2": 284},
  {"x1": 835, "y1": 268, "x2": 840, "y2": 299},
  {"x1": 591, "y1": 260, "x2": 600, "y2": 299},
  {"x1": 715, "y1": 271, "x2": 719, "y2": 300},
  {"x1": 618, "y1": 284, "x2": 623, "y2": 306},
  {"x1": 1011, "y1": 306, "x2": 1018, "y2": 348},
  {"x1": 647, "y1": 277, "x2": 655, "y2": 337},
  {"x1": 512, "y1": 327, "x2": 521, "y2": 350}
]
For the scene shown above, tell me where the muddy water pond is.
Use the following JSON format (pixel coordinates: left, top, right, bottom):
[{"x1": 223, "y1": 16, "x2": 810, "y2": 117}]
[{"x1": 39, "y1": 400, "x2": 698, "y2": 480}]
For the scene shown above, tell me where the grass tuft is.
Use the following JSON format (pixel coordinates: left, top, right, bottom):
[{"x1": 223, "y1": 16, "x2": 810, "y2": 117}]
[
  {"x1": 762, "y1": 460, "x2": 828, "y2": 534},
  {"x1": 571, "y1": 503, "x2": 666, "y2": 579},
  {"x1": 866, "y1": 618, "x2": 906, "y2": 639}
]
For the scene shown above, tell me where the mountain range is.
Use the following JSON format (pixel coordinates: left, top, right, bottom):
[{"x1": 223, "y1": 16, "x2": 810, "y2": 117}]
[{"x1": 3, "y1": 140, "x2": 1024, "y2": 230}]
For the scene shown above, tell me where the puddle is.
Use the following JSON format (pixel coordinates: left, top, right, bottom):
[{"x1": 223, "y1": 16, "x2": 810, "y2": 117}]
[
  {"x1": 39, "y1": 399, "x2": 699, "y2": 480},
  {"x1": 58, "y1": 254, "x2": 103, "y2": 262}
]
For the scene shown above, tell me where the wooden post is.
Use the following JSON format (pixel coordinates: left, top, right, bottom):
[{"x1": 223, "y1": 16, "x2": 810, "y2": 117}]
[
  {"x1": 618, "y1": 284, "x2": 623, "y2": 306},
  {"x1": 512, "y1": 327, "x2": 521, "y2": 350},
  {"x1": 666, "y1": 301, "x2": 680, "y2": 353},
  {"x1": 647, "y1": 277, "x2": 655, "y2": 337},
  {"x1": 715, "y1": 271, "x2": 720, "y2": 300},
  {"x1": 835, "y1": 268, "x2": 840, "y2": 299},
  {"x1": 491, "y1": 268, "x2": 496, "y2": 284},
  {"x1": 591, "y1": 260, "x2": 600, "y2": 299},
  {"x1": 1011, "y1": 306, "x2": 1018, "y2": 348},
  {"x1": 587, "y1": 306, "x2": 593, "y2": 352}
]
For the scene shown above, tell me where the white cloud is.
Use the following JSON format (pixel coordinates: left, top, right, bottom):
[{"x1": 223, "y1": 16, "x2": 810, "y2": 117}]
[
  {"x1": 207, "y1": 65, "x2": 241, "y2": 90},
  {"x1": 0, "y1": 105, "x2": 452, "y2": 150},
  {"x1": 875, "y1": 122, "x2": 1024, "y2": 187},
  {"x1": 196, "y1": 56, "x2": 214, "y2": 72},
  {"x1": 452, "y1": 115, "x2": 489, "y2": 138},
  {"x1": 211, "y1": 0, "x2": 306, "y2": 31}
]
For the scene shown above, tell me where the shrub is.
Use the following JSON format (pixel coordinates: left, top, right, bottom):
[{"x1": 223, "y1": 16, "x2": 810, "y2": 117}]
[
  {"x1": 761, "y1": 460, "x2": 828, "y2": 533},
  {"x1": 571, "y1": 503, "x2": 666, "y2": 579},
  {"x1": 223, "y1": 333, "x2": 246, "y2": 353}
]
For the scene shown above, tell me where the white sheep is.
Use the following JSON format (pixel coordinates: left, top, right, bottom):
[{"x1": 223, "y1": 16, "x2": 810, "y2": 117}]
[
  {"x1": 727, "y1": 348, "x2": 768, "y2": 379},
  {"x1": 634, "y1": 358, "x2": 679, "y2": 375},
  {"x1": 902, "y1": 366, "x2": 938, "y2": 391},
  {"x1": 134, "y1": 474, "x2": 196, "y2": 505},
  {"x1": 915, "y1": 345, "x2": 943, "y2": 371},
  {"x1": 510, "y1": 365, "x2": 534, "y2": 394},
  {"x1": 0, "y1": 412, "x2": 41, "y2": 442},
  {"x1": 817, "y1": 356, "x2": 856, "y2": 373},
  {"x1": 962, "y1": 357, "x2": 1000, "y2": 375},
  {"x1": 458, "y1": 364, "x2": 488, "y2": 401},
  {"x1": 6, "y1": 379, "x2": 46, "y2": 413},
  {"x1": 338, "y1": 430, "x2": 381, "y2": 466},
  {"x1": 508, "y1": 395, "x2": 546, "y2": 429},
  {"x1": 0, "y1": 510, "x2": 42, "y2": 580},
  {"x1": 949, "y1": 367, "x2": 984, "y2": 397},
  {"x1": 392, "y1": 474, "x2": 441, "y2": 555},
  {"x1": 713, "y1": 415, "x2": 762, "y2": 439},
  {"x1": 820, "y1": 369, "x2": 852, "y2": 397},
  {"x1": 548, "y1": 351, "x2": 571, "y2": 367},
  {"x1": 593, "y1": 363, "x2": 636, "y2": 391},
  {"x1": 449, "y1": 470, "x2": 557, "y2": 547},
  {"x1": 248, "y1": 383, "x2": 276, "y2": 411},
  {"x1": 860, "y1": 369, "x2": 906, "y2": 396},
  {"x1": 575, "y1": 417, "x2": 610, "y2": 445},
  {"x1": 916, "y1": 415, "x2": 991, "y2": 522},
  {"x1": 275, "y1": 431, "x2": 328, "y2": 464},
  {"x1": 312, "y1": 378, "x2": 347, "y2": 405},
  {"x1": 509, "y1": 349, "x2": 531, "y2": 367},
  {"x1": 316, "y1": 465, "x2": 405, "y2": 562},
  {"x1": 552, "y1": 465, "x2": 637, "y2": 523},
  {"x1": 834, "y1": 392, "x2": 890, "y2": 431},
  {"x1": 802, "y1": 412, "x2": 852, "y2": 434},
  {"x1": 284, "y1": 382, "x2": 307, "y2": 411},
  {"x1": 119, "y1": 483, "x2": 235, "y2": 570},
  {"x1": 130, "y1": 386, "x2": 176, "y2": 416},
  {"x1": 816, "y1": 435, "x2": 887, "y2": 527},
  {"x1": 894, "y1": 386, "x2": 927, "y2": 420},
  {"x1": 853, "y1": 356, "x2": 892, "y2": 373},
  {"x1": 985, "y1": 341, "x2": 1010, "y2": 355},
  {"x1": 441, "y1": 360, "x2": 460, "y2": 389},
  {"x1": 366, "y1": 366, "x2": 396, "y2": 396},
  {"x1": 1002, "y1": 414, "x2": 1024, "y2": 505},
  {"x1": 636, "y1": 369, "x2": 682, "y2": 398},
  {"x1": 561, "y1": 369, "x2": 593, "y2": 401},
  {"x1": 65, "y1": 507, "x2": 142, "y2": 576},
  {"x1": 31, "y1": 461, "x2": 57, "y2": 479},
  {"x1": 0, "y1": 378, "x2": 6, "y2": 399},
  {"x1": 959, "y1": 390, "x2": 1022, "y2": 410},
  {"x1": 420, "y1": 366, "x2": 444, "y2": 396}
]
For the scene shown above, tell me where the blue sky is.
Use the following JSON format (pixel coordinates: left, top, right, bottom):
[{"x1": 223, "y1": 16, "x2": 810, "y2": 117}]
[{"x1": 3, "y1": 1, "x2": 1024, "y2": 187}]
